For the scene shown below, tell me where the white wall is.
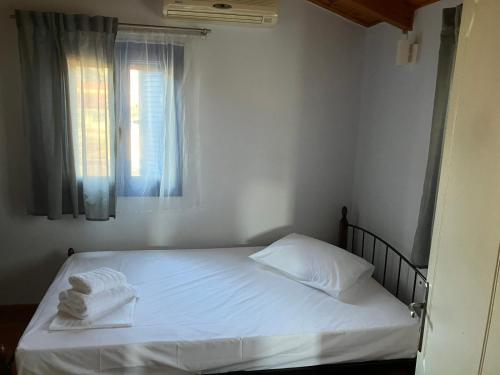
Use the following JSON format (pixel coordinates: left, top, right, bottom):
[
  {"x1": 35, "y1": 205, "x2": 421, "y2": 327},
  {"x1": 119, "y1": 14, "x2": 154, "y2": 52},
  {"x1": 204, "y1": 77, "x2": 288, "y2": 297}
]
[
  {"x1": 352, "y1": 0, "x2": 462, "y2": 257},
  {"x1": 0, "y1": 0, "x2": 365, "y2": 304}
]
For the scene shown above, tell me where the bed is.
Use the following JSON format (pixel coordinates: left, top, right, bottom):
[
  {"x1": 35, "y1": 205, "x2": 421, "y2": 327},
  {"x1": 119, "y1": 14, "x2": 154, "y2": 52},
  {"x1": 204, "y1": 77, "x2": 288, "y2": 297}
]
[{"x1": 13, "y1": 207, "x2": 428, "y2": 375}]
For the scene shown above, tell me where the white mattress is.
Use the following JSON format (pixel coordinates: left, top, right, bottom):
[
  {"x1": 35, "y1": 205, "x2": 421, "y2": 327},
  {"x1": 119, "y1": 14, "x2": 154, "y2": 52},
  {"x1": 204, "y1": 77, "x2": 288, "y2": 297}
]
[{"x1": 16, "y1": 247, "x2": 419, "y2": 375}]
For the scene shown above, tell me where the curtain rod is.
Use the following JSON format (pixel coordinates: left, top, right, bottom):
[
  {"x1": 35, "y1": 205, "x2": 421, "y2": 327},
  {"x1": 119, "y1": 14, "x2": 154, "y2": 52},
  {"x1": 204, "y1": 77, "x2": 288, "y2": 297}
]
[
  {"x1": 9, "y1": 14, "x2": 211, "y2": 36},
  {"x1": 118, "y1": 22, "x2": 210, "y2": 36}
]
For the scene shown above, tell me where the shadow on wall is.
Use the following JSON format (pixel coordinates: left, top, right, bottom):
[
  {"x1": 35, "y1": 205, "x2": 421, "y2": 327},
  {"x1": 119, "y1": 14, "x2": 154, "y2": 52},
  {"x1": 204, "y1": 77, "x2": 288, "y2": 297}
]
[
  {"x1": 246, "y1": 226, "x2": 294, "y2": 247},
  {"x1": 290, "y1": 0, "x2": 363, "y2": 244},
  {"x1": 139, "y1": 0, "x2": 163, "y2": 18},
  {"x1": 0, "y1": 248, "x2": 66, "y2": 304}
]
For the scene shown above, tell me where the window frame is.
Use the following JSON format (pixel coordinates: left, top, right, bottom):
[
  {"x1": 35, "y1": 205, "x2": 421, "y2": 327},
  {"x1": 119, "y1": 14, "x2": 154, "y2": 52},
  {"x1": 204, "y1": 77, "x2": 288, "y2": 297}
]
[{"x1": 115, "y1": 41, "x2": 184, "y2": 198}]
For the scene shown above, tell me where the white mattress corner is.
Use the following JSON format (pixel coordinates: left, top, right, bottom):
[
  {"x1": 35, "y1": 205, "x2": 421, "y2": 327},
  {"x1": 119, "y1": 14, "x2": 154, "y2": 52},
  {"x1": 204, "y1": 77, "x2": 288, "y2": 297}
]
[{"x1": 16, "y1": 247, "x2": 419, "y2": 375}]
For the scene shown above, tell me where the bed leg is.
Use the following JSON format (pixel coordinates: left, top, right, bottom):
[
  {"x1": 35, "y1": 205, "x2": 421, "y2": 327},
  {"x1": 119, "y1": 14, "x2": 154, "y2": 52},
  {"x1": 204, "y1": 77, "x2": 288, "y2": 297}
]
[{"x1": 338, "y1": 206, "x2": 349, "y2": 249}]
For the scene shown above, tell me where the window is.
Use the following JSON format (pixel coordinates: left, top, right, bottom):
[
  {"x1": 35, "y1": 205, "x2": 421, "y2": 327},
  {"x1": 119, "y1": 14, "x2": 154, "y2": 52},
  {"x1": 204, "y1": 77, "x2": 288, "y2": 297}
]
[
  {"x1": 66, "y1": 36, "x2": 185, "y2": 199},
  {"x1": 115, "y1": 40, "x2": 184, "y2": 197}
]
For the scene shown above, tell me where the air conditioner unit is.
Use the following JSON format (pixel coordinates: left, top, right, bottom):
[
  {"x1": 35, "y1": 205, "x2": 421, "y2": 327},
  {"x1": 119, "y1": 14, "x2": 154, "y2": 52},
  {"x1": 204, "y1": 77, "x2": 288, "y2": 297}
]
[{"x1": 163, "y1": 0, "x2": 279, "y2": 27}]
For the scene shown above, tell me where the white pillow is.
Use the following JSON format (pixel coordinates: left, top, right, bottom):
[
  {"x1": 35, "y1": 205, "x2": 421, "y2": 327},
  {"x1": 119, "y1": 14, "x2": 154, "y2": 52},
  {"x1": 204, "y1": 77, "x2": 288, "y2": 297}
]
[{"x1": 249, "y1": 233, "x2": 375, "y2": 299}]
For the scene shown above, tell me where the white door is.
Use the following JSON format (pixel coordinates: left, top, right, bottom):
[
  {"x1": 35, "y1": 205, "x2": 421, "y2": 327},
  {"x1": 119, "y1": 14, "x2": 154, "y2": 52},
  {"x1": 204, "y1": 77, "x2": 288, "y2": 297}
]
[{"x1": 416, "y1": 1, "x2": 500, "y2": 374}]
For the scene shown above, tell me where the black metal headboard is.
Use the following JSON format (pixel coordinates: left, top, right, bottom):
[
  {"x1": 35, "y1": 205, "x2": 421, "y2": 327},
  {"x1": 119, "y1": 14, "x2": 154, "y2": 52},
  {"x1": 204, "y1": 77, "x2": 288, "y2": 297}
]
[{"x1": 338, "y1": 206, "x2": 428, "y2": 351}]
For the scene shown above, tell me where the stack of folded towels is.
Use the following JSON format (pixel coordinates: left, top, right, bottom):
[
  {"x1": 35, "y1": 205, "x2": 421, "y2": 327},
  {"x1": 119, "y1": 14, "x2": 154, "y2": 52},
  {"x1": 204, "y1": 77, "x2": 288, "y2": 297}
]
[{"x1": 57, "y1": 267, "x2": 137, "y2": 323}]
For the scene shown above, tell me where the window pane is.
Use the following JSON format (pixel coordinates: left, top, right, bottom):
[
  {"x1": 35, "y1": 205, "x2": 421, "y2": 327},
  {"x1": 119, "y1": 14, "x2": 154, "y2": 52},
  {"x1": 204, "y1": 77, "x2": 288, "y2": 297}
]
[
  {"x1": 115, "y1": 41, "x2": 183, "y2": 198},
  {"x1": 128, "y1": 67, "x2": 167, "y2": 183},
  {"x1": 137, "y1": 68, "x2": 166, "y2": 181}
]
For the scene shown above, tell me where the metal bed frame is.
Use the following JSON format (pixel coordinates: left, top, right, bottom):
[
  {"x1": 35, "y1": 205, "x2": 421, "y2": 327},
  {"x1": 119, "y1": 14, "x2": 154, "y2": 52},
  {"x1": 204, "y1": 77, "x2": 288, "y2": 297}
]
[
  {"x1": 2, "y1": 206, "x2": 428, "y2": 375},
  {"x1": 338, "y1": 206, "x2": 429, "y2": 351}
]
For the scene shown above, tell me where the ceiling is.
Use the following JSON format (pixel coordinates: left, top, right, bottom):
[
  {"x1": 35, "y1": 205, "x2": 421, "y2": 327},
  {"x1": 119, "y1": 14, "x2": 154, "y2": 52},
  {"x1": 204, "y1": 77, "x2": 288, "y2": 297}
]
[{"x1": 307, "y1": 0, "x2": 440, "y2": 31}]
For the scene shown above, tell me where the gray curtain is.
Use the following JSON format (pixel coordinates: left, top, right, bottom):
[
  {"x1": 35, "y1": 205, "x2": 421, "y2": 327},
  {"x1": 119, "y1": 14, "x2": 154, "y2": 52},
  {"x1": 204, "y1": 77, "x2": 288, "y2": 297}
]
[
  {"x1": 16, "y1": 11, "x2": 118, "y2": 220},
  {"x1": 411, "y1": 5, "x2": 462, "y2": 267}
]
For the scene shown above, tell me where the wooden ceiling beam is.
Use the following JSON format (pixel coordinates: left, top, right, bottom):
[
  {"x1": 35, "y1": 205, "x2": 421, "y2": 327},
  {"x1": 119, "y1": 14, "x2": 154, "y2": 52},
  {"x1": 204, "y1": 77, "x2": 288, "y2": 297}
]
[
  {"x1": 308, "y1": 0, "x2": 416, "y2": 31},
  {"x1": 351, "y1": 0, "x2": 414, "y2": 30}
]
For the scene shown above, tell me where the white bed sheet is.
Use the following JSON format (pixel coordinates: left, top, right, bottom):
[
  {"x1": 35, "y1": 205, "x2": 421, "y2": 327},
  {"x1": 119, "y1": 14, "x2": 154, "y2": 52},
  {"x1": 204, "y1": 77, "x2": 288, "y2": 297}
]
[{"x1": 16, "y1": 247, "x2": 419, "y2": 375}]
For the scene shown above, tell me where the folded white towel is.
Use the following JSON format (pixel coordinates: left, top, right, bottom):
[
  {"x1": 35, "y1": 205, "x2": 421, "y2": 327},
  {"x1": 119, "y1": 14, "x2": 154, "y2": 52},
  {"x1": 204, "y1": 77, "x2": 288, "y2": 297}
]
[
  {"x1": 50, "y1": 298, "x2": 136, "y2": 331},
  {"x1": 58, "y1": 284, "x2": 138, "y2": 320},
  {"x1": 68, "y1": 267, "x2": 127, "y2": 295}
]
